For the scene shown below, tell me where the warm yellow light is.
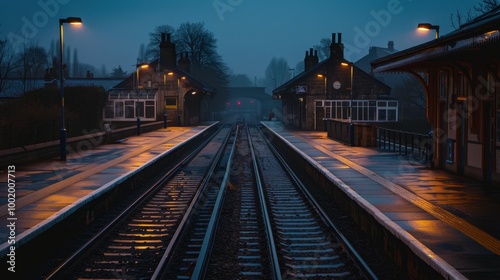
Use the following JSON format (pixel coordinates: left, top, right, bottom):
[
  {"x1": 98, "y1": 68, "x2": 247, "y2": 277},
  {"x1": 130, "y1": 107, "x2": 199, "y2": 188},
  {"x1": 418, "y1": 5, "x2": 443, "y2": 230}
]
[
  {"x1": 417, "y1": 23, "x2": 439, "y2": 38},
  {"x1": 181, "y1": 76, "x2": 186, "y2": 80},
  {"x1": 192, "y1": 91, "x2": 197, "y2": 95},
  {"x1": 341, "y1": 62, "x2": 349, "y2": 67},
  {"x1": 417, "y1": 23, "x2": 433, "y2": 31},
  {"x1": 70, "y1": 22, "x2": 82, "y2": 26},
  {"x1": 317, "y1": 74, "x2": 324, "y2": 78},
  {"x1": 140, "y1": 64, "x2": 149, "y2": 69},
  {"x1": 167, "y1": 72, "x2": 174, "y2": 76}
]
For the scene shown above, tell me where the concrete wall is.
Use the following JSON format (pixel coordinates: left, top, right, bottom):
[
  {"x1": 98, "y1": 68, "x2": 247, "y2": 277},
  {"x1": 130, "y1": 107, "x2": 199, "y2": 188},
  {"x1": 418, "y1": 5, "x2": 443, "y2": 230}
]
[{"x1": 326, "y1": 119, "x2": 377, "y2": 147}]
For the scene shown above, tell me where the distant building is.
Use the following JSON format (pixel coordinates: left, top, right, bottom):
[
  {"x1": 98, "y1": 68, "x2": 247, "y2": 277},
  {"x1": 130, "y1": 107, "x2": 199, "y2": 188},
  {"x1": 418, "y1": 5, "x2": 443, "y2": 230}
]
[
  {"x1": 372, "y1": 7, "x2": 500, "y2": 185},
  {"x1": 357, "y1": 41, "x2": 427, "y2": 126},
  {"x1": 273, "y1": 33, "x2": 396, "y2": 131},
  {"x1": 104, "y1": 33, "x2": 216, "y2": 126}
]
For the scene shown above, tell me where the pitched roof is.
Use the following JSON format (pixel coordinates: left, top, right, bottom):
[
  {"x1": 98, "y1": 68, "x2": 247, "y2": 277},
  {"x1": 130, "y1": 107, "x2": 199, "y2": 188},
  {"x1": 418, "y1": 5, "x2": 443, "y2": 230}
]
[
  {"x1": 273, "y1": 56, "x2": 391, "y2": 95},
  {"x1": 112, "y1": 60, "x2": 216, "y2": 93},
  {"x1": 371, "y1": 6, "x2": 500, "y2": 72},
  {"x1": 355, "y1": 43, "x2": 398, "y2": 73}
]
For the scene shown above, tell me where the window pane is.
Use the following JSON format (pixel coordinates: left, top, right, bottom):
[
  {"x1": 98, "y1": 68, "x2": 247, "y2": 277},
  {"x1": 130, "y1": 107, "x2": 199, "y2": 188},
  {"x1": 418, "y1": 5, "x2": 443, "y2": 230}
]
[
  {"x1": 136, "y1": 101, "x2": 144, "y2": 118},
  {"x1": 115, "y1": 102, "x2": 124, "y2": 117},
  {"x1": 378, "y1": 109, "x2": 386, "y2": 121},
  {"x1": 146, "y1": 106, "x2": 155, "y2": 118},
  {"x1": 388, "y1": 109, "x2": 397, "y2": 121},
  {"x1": 104, "y1": 102, "x2": 114, "y2": 119}
]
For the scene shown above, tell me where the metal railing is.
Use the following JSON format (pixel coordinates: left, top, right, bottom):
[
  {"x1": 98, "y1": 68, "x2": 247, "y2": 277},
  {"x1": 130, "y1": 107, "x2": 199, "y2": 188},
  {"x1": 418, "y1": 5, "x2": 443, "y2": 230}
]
[{"x1": 376, "y1": 127, "x2": 432, "y2": 163}]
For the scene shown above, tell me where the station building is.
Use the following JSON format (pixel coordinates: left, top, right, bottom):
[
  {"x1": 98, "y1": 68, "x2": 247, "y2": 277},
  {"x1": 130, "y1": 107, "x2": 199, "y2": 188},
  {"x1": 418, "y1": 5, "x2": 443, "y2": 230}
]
[
  {"x1": 104, "y1": 33, "x2": 216, "y2": 126},
  {"x1": 273, "y1": 33, "x2": 396, "y2": 136},
  {"x1": 371, "y1": 8, "x2": 500, "y2": 185}
]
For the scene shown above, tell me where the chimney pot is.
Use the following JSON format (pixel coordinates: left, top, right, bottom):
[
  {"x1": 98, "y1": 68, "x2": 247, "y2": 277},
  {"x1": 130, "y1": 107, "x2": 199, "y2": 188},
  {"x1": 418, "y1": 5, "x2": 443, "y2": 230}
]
[
  {"x1": 388, "y1": 41, "x2": 394, "y2": 50},
  {"x1": 332, "y1": 33, "x2": 336, "y2": 43},
  {"x1": 338, "y1": 33, "x2": 342, "y2": 44}
]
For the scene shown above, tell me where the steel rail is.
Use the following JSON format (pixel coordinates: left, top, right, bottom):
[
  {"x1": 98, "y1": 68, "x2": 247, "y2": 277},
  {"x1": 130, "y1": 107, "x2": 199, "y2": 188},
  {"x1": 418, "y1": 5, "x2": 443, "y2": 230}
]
[
  {"x1": 45, "y1": 124, "x2": 224, "y2": 279},
  {"x1": 190, "y1": 124, "x2": 240, "y2": 279},
  {"x1": 248, "y1": 124, "x2": 282, "y2": 280},
  {"x1": 258, "y1": 125, "x2": 379, "y2": 280},
  {"x1": 151, "y1": 123, "x2": 236, "y2": 279}
]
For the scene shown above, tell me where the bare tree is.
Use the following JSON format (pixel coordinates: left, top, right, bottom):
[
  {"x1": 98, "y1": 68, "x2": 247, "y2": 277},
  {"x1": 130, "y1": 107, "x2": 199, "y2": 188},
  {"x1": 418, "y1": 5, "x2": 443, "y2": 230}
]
[
  {"x1": 73, "y1": 48, "x2": 79, "y2": 77},
  {"x1": 313, "y1": 38, "x2": 331, "y2": 61},
  {"x1": 265, "y1": 57, "x2": 291, "y2": 92},
  {"x1": 100, "y1": 64, "x2": 108, "y2": 78},
  {"x1": 176, "y1": 22, "x2": 229, "y2": 89},
  {"x1": 137, "y1": 43, "x2": 146, "y2": 63},
  {"x1": 228, "y1": 74, "x2": 253, "y2": 87},
  {"x1": 451, "y1": 0, "x2": 499, "y2": 29},
  {"x1": 0, "y1": 37, "x2": 18, "y2": 96},
  {"x1": 145, "y1": 25, "x2": 176, "y2": 61},
  {"x1": 16, "y1": 44, "x2": 48, "y2": 92},
  {"x1": 475, "y1": 0, "x2": 499, "y2": 13},
  {"x1": 145, "y1": 22, "x2": 229, "y2": 89}
]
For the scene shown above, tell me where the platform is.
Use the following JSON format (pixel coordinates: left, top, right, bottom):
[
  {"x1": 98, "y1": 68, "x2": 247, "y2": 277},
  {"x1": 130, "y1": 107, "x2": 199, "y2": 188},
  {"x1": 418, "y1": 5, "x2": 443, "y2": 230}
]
[
  {"x1": 2, "y1": 121, "x2": 500, "y2": 279},
  {"x1": 0, "y1": 125, "x2": 214, "y2": 255},
  {"x1": 262, "y1": 121, "x2": 500, "y2": 280}
]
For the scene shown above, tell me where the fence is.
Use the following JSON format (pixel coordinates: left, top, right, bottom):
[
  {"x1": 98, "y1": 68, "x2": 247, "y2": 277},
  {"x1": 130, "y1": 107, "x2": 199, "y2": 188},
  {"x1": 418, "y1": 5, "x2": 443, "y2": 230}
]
[
  {"x1": 376, "y1": 127, "x2": 432, "y2": 163},
  {"x1": 0, "y1": 120, "x2": 62, "y2": 150}
]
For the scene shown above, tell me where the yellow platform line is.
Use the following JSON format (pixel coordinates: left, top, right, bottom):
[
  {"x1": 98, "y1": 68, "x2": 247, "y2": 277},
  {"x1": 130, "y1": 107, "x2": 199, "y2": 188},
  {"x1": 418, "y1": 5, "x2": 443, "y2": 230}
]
[
  {"x1": 296, "y1": 134, "x2": 500, "y2": 255},
  {"x1": 0, "y1": 131, "x2": 182, "y2": 215}
]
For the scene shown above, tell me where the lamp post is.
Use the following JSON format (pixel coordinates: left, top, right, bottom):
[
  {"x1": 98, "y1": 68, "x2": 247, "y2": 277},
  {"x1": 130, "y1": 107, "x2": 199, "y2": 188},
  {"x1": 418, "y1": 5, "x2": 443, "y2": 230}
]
[
  {"x1": 178, "y1": 76, "x2": 185, "y2": 126},
  {"x1": 135, "y1": 63, "x2": 148, "y2": 135},
  {"x1": 417, "y1": 23, "x2": 439, "y2": 39},
  {"x1": 317, "y1": 73, "x2": 327, "y2": 131},
  {"x1": 59, "y1": 17, "x2": 82, "y2": 161},
  {"x1": 164, "y1": 71, "x2": 174, "y2": 128},
  {"x1": 341, "y1": 61, "x2": 354, "y2": 145}
]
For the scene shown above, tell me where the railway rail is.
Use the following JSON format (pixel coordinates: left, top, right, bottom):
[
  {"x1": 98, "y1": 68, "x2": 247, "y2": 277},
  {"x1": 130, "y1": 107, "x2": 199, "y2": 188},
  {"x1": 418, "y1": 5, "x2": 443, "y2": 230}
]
[
  {"x1": 45, "y1": 123, "x2": 234, "y2": 279},
  {"x1": 45, "y1": 117, "x2": 378, "y2": 279}
]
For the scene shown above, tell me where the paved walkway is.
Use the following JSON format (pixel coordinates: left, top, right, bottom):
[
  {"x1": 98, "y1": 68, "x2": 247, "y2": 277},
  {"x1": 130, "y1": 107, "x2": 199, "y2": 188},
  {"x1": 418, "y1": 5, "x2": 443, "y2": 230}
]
[
  {"x1": 262, "y1": 121, "x2": 500, "y2": 280},
  {"x1": 0, "y1": 125, "x2": 211, "y2": 253}
]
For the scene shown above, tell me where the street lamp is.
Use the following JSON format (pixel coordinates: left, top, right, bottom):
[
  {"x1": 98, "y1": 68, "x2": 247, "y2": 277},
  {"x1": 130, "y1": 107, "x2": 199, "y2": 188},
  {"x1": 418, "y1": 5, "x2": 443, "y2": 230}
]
[
  {"x1": 164, "y1": 71, "x2": 174, "y2": 128},
  {"x1": 317, "y1": 73, "x2": 327, "y2": 131},
  {"x1": 341, "y1": 61, "x2": 354, "y2": 145},
  {"x1": 59, "y1": 16, "x2": 82, "y2": 161},
  {"x1": 178, "y1": 76, "x2": 185, "y2": 125},
  {"x1": 417, "y1": 23, "x2": 439, "y2": 39},
  {"x1": 135, "y1": 63, "x2": 148, "y2": 135}
]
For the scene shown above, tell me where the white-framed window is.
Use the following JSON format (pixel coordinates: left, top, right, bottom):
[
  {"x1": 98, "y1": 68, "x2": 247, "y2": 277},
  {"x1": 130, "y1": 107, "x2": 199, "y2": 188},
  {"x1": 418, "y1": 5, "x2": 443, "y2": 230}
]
[
  {"x1": 104, "y1": 90, "x2": 157, "y2": 121},
  {"x1": 319, "y1": 99, "x2": 398, "y2": 122}
]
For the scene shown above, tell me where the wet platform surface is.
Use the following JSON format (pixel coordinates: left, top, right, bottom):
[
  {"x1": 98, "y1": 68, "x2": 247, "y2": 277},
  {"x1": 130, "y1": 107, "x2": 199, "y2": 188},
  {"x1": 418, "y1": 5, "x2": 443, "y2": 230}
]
[
  {"x1": 262, "y1": 121, "x2": 500, "y2": 279},
  {"x1": 1, "y1": 121, "x2": 500, "y2": 279},
  {"x1": 0, "y1": 125, "x2": 210, "y2": 251}
]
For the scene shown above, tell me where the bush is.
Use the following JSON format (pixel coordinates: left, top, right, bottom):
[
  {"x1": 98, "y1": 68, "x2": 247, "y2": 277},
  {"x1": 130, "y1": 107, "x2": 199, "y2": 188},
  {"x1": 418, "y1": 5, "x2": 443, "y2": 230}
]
[{"x1": 0, "y1": 86, "x2": 108, "y2": 149}]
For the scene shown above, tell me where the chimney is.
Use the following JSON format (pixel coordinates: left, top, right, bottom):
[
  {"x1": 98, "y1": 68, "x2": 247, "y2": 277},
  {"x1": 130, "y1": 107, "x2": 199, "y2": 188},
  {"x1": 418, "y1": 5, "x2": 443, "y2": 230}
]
[
  {"x1": 329, "y1": 32, "x2": 344, "y2": 60},
  {"x1": 178, "y1": 52, "x2": 191, "y2": 72},
  {"x1": 304, "y1": 48, "x2": 319, "y2": 71},
  {"x1": 159, "y1": 32, "x2": 177, "y2": 70},
  {"x1": 388, "y1": 41, "x2": 394, "y2": 51}
]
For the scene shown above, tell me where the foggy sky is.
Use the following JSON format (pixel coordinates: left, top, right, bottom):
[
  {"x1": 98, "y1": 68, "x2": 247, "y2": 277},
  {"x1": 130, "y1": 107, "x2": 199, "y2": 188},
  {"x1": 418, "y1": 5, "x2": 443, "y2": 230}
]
[{"x1": 0, "y1": 0, "x2": 485, "y2": 79}]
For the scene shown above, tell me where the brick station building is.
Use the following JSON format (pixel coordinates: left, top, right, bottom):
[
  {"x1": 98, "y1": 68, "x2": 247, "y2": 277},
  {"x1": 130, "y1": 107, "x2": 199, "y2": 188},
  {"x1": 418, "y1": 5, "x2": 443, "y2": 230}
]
[
  {"x1": 273, "y1": 33, "x2": 396, "y2": 145},
  {"x1": 105, "y1": 33, "x2": 216, "y2": 126},
  {"x1": 371, "y1": 8, "x2": 500, "y2": 185}
]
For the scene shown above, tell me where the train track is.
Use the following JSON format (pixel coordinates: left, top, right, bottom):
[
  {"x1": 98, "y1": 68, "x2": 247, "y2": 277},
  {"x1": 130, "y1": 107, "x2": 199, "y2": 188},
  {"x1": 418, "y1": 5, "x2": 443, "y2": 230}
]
[
  {"x1": 159, "y1": 118, "x2": 376, "y2": 279},
  {"x1": 46, "y1": 123, "x2": 234, "y2": 279},
  {"x1": 46, "y1": 117, "x2": 377, "y2": 279}
]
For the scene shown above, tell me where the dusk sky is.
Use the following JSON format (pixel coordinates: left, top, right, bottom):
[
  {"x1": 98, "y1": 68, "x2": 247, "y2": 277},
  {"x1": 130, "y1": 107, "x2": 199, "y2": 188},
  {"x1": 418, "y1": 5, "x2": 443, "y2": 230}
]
[{"x1": 0, "y1": 0, "x2": 485, "y2": 79}]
